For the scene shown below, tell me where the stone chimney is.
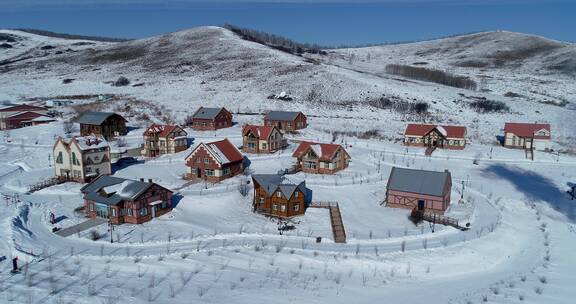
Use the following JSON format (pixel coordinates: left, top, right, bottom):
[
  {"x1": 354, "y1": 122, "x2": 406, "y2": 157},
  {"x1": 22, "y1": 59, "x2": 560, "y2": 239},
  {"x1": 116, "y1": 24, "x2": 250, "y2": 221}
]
[
  {"x1": 140, "y1": 178, "x2": 144, "y2": 182},
  {"x1": 148, "y1": 179, "x2": 153, "y2": 183}
]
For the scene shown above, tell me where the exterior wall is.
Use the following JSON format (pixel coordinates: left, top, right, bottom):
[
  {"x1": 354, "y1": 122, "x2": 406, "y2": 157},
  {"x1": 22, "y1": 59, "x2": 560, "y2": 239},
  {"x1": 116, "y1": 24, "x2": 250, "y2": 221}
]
[
  {"x1": 296, "y1": 149, "x2": 350, "y2": 174},
  {"x1": 4, "y1": 112, "x2": 52, "y2": 129},
  {"x1": 53, "y1": 139, "x2": 112, "y2": 183},
  {"x1": 504, "y1": 132, "x2": 550, "y2": 151},
  {"x1": 385, "y1": 190, "x2": 449, "y2": 213},
  {"x1": 253, "y1": 184, "x2": 306, "y2": 218},
  {"x1": 142, "y1": 130, "x2": 188, "y2": 157},
  {"x1": 84, "y1": 184, "x2": 173, "y2": 225},
  {"x1": 185, "y1": 146, "x2": 243, "y2": 182},
  {"x1": 404, "y1": 134, "x2": 466, "y2": 150},
  {"x1": 191, "y1": 110, "x2": 233, "y2": 131},
  {"x1": 0, "y1": 107, "x2": 49, "y2": 130},
  {"x1": 80, "y1": 116, "x2": 127, "y2": 140}
]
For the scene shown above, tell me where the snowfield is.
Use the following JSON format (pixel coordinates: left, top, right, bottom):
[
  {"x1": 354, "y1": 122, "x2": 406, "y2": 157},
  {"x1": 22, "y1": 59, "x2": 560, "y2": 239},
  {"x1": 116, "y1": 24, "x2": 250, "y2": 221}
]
[{"x1": 0, "y1": 28, "x2": 575, "y2": 304}]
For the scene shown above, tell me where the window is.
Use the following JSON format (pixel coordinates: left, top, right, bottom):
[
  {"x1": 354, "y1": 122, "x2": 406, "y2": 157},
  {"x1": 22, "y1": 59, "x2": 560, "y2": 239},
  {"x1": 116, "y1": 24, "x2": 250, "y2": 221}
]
[
  {"x1": 140, "y1": 208, "x2": 148, "y2": 216},
  {"x1": 304, "y1": 161, "x2": 317, "y2": 169},
  {"x1": 162, "y1": 201, "x2": 168, "y2": 209},
  {"x1": 85, "y1": 166, "x2": 92, "y2": 173},
  {"x1": 273, "y1": 203, "x2": 278, "y2": 211},
  {"x1": 281, "y1": 204, "x2": 286, "y2": 212},
  {"x1": 94, "y1": 156, "x2": 99, "y2": 162},
  {"x1": 111, "y1": 208, "x2": 117, "y2": 217},
  {"x1": 72, "y1": 152, "x2": 80, "y2": 165},
  {"x1": 89, "y1": 204, "x2": 94, "y2": 211},
  {"x1": 204, "y1": 157, "x2": 209, "y2": 164},
  {"x1": 127, "y1": 208, "x2": 133, "y2": 216},
  {"x1": 262, "y1": 143, "x2": 267, "y2": 149},
  {"x1": 294, "y1": 204, "x2": 299, "y2": 211},
  {"x1": 294, "y1": 192, "x2": 299, "y2": 198},
  {"x1": 287, "y1": 123, "x2": 292, "y2": 129},
  {"x1": 248, "y1": 142, "x2": 256, "y2": 149},
  {"x1": 205, "y1": 169, "x2": 215, "y2": 176},
  {"x1": 259, "y1": 197, "x2": 265, "y2": 204},
  {"x1": 223, "y1": 167, "x2": 231, "y2": 175},
  {"x1": 277, "y1": 191, "x2": 282, "y2": 198},
  {"x1": 56, "y1": 152, "x2": 63, "y2": 164}
]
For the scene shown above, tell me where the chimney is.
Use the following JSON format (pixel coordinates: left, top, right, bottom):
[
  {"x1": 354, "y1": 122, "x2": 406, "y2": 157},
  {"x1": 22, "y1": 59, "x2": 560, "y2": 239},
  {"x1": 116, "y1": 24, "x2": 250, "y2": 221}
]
[
  {"x1": 148, "y1": 179, "x2": 153, "y2": 183},
  {"x1": 140, "y1": 178, "x2": 144, "y2": 182}
]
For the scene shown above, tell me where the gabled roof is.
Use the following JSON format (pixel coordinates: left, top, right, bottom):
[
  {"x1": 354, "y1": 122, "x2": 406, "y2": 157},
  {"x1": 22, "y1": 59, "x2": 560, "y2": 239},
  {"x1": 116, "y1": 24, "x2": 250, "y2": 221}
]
[
  {"x1": 192, "y1": 107, "x2": 227, "y2": 120},
  {"x1": 80, "y1": 176, "x2": 155, "y2": 206},
  {"x1": 186, "y1": 138, "x2": 243, "y2": 165},
  {"x1": 292, "y1": 141, "x2": 348, "y2": 162},
  {"x1": 77, "y1": 112, "x2": 126, "y2": 125},
  {"x1": 0, "y1": 104, "x2": 47, "y2": 112},
  {"x1": 252, "y1": 174, "x2": 306, "y2": 199},
  {"x1": 404, "y1": 124, "x2": 467, "y2": 139},
  {"x1": 387, "y1": 167, "x2": 451, "y2": 197},
  {"x1": 264, "y1": 111, "x2": 303, "y2": 121},
  {"x1": 54, "y1": 135, "x2": 109, "y2": 152},
  {"x1": 5, "y1": 111, "x2": 52, "y2": 120},
  {"x1": 242, "y1": 124, "x2": 276, "y2": 139},
  {"x1": 144, "y1": 124, "x2": 184, "y2": 138},
  {"x1": 504, "y1": 122, "x2": 551, "y2": 139}
]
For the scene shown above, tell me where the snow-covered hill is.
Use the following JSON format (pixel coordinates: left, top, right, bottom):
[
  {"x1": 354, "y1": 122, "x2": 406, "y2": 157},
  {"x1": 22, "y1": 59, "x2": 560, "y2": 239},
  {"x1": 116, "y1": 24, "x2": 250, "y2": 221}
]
[{"x1": 0, "y1": 27, "x2": 575, "y2": 149}]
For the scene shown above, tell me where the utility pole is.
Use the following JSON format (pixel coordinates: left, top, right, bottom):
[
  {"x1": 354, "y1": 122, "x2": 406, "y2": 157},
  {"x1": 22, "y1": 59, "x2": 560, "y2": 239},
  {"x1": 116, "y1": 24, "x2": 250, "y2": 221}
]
[
  {"x1": 571, "y1": 186, "x2": 575, "y2": 200},
  {"x1": 461, "y1": 180, "x2": 465, "y2": 200}
]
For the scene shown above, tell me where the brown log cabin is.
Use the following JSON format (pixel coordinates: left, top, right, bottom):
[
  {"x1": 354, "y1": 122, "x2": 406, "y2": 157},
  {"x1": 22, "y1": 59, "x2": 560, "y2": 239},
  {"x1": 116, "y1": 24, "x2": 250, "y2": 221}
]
[
  {"x1": 78, "y1": 112, "x2": 127, "y2": 140},
  {"x1": 252, "y1": 174, "x2": 308, "y2": 218},
  {"x1": 264, "y1": 111, "x2": 307, "y2": 132},
  {"x1": 385, "y1": 167, "x2": 452, "y2": 214},
  {"x1": 185, "y1": 138, "x2": 244, "y2": 182},
  {"x1": 191, "y1": 107, "x2": 233, "y2": 130},
  {"x1": 242, "y1": 124, "x2": 286, "y2": 154},
  {"x1": 292, "y1": 141, "x2": 350, "y2": 174},
  {"x1": 81, "y1": 175, "x2": 173, "y2": 225},
  {"x1": 404, "y1": 124, "x2": 467, "y2": 150}
]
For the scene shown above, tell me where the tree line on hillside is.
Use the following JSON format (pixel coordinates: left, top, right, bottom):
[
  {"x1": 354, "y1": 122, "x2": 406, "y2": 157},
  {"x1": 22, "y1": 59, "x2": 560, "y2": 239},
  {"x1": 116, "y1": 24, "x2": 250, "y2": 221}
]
[
  {"x1": 385, "y1": 64, "x2": 478, "y2": 90},
  {"x1": 223, "y1": 24, "x2": 327, "y2": 55}
]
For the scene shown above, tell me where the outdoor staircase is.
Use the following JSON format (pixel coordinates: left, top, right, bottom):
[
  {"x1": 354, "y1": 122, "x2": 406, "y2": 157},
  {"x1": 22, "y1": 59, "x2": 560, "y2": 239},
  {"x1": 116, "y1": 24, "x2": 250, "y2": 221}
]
[
  {"x1": 310, "y1": 201, "x2": 347, "y2": 243},
  {"x1": 425, "y1": 146, "x2": 436, "y2": 156},
  {"x1": 410, "y1": 208, "x2": 465, "y2": 230}
]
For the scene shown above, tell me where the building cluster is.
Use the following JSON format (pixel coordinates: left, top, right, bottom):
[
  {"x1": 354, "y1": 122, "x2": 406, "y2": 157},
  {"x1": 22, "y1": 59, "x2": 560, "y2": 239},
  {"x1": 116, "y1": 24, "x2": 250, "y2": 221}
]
[
  {"x1": 0, "y1": 103, "x2": 55, "y2": 130},
  {"x1": 39, "y1": 103, "x2": 554, "y2": 226}
]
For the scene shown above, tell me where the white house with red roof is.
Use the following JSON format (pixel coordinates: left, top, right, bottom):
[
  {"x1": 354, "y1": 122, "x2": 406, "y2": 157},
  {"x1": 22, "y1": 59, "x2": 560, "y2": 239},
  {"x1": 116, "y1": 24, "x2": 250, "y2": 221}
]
[
  {"x1": 185, "y1": 138, "x2": 244, "y2": 182},
  {"x1": 242, "y1": 124, "x2": 286, "y2": 154},
  {"x1": 53, "y1": 135, "x2": 112, "y2": 182},
  {"x1": 504, "y1": 122, "x2": 551, "y2": 151},
  {"x1": 142, "y1": 124, "x2": 188, "y2": 157},
  {"x1": 404, "y1": 124, "x2": 467, "y2": 150},
  {"x1": 292, "y1": 141, "x2": 350, "y2": 174}
]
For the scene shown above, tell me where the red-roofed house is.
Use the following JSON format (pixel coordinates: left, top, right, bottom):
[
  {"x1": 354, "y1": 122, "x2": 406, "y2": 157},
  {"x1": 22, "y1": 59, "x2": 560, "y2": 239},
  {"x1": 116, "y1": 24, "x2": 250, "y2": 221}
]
[
  {"x1": 242, "y1": 124, "x2": 286, "y2": 154},
  {"x1": 0, "y1": 104, "x2": 52, "y2": 130},
  {"x1": 142, "y1": 124, "x2": 188, "y2": 157},
  {"x1": 504, "y1": 122, "x2": 551, "y2": 151},
  {"x1": 404, "y1": 124, "x2": 467, "y2": 150},
  {"x1": 185, "y1": 138, "x2": 244, "y2": 182},
  {"x1": 292, "y1": 142, "x2": 350, "y2": 174}
]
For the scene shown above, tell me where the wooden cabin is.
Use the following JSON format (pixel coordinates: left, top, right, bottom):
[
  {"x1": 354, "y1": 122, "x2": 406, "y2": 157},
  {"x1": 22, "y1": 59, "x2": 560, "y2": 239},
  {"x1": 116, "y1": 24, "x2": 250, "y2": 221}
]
[
  {"x1": 81, "y1": 176, "x2": 173, "y2": 225},
  {"x1": 504, "y1": 122, "x2": 551, "y2": 151},
  {"x1": 0, "y1": 103, "x2": 51, "y2": 130},
  {"x1": 264, "y1": 111, "x2": 307, "y2": 132},
  {"x1": 404, "y1": 124, "x2": 467, "y2": 150},
  {"x1": 242, "y1": 124, "x2": 286, "y2": 154},
  {"x1": 252, "y1": 174, "x2": 307, "y2": 218},
  {"x1": 53, "y1": 135, "x2": 112, "y2": 183},
  {"x1": 191, "y1": 107, "x2": 233, "y2": 130},
  {"x1": 185, "y1": 138, "x2": 244, "y2": 182},
  {"x1": 142, "y1": 124, "x2": 188, "y2": 157},
  {"x1": 386, "y1": 167, "x2": 452, "y2": 214},
  {"x1": 292, "y1": 141, "x2": 350, "y2": 174},
  {"x1": 77, "y1": 112, "x2": 127, "y2": 140}
]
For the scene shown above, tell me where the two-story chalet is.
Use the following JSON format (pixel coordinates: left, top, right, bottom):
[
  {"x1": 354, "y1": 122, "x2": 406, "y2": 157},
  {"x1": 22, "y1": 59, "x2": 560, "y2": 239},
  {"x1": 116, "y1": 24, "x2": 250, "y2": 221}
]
[
  {"x1": 504, "y1": 122, "x2": 551, "y2": 151},
  {"x1": 292, "y1": 142, "x2": 350, "y2": 174},
  {"x1": 77, "y1": 112, "x2": 127, "y2": 140},
  {"x1": 404, "y1": 124, "x2": 467, "y2": 150},
  {"x1": 252, "y1": 174, "x2": 308, "y2": 218},
  {"x1": 81, "y1": 176, "x2": 173, "y2": 225},
  {"x1": 242, "y1": 125, "x2": 286, "y2": 154},
  {"x1": 264, "y1": 111, "x2": 307, "y2": 132},
  {"x1": 142, "y1": 124, "x2": 188, "y2": 157},
  {"x1": 185, "y1": 138, "x2": 244, "y2": 182},
  {"x1": 190, "y1": 107, "x2": 233, "y2": 130},
  {"x1": 386, "y1": 167, "x2": 452, "y2": 214},
  {"x1": 0, "y1": 103, "x2": 53, "y2": 130},
  {"x1": 53, "y1": 135, "x2": 112, "y2": 183}
]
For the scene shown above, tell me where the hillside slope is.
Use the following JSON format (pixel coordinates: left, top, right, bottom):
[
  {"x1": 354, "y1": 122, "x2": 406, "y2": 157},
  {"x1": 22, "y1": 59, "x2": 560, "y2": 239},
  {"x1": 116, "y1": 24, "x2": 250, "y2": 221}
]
[{"x1": 0, "y1": 27, "x2": 574, "y2": 149}]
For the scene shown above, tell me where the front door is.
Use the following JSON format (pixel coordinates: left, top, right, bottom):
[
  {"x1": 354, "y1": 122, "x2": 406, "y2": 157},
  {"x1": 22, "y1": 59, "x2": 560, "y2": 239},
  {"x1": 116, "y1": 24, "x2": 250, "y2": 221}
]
[
  {"x1": 417, "y1": 200, "x2": 425, "y2": 211},
  {"x1": 196, "y1": 168, "x2": 202, "y2": 178}
]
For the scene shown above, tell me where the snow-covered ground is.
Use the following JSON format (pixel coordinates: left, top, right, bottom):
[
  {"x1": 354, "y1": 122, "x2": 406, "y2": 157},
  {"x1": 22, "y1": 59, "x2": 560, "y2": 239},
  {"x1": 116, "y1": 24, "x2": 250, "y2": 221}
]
[{"x1": 1, "y1": 27, "x2": 575, "y2": 304}]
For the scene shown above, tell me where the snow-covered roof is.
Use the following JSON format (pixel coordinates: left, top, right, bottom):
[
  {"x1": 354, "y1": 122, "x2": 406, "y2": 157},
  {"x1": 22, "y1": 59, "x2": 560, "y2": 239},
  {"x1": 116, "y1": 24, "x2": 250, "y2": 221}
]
[
  {"x1": 81, "y1": 175, "x2": 170, "y2": 206},
  {"x1": 207, "y1": 143, "x2": 230, "y2": 164},
  {"x1": 74, "y1": 135, "x2": 109, "y2": 151},
  {"x1": 192, "y1": 107, "x2": 224, "y2": 120}
]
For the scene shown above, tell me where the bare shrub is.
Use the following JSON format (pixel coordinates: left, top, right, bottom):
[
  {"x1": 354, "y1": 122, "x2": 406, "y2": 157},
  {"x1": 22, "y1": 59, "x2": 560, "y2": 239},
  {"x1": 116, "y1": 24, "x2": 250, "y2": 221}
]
[
  {"x1": 469, "y1": 99, "x2": 509, "y2": 113},
  {"x1": 113, "y1": 77, "x2": 130, "y2": 87},
  {"x1": 386, "y1": 64, "x2": 477, "y2": 90},
  {"x1": 89, "y1": 230, "x2": 101, "y2": 241}
]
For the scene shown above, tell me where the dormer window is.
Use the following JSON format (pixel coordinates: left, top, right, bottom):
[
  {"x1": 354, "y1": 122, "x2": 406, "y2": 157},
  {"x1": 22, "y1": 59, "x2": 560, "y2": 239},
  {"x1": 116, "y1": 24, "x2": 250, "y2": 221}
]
[{"x1": 277, "y1": 191, "x2": 282, "y2": 198}]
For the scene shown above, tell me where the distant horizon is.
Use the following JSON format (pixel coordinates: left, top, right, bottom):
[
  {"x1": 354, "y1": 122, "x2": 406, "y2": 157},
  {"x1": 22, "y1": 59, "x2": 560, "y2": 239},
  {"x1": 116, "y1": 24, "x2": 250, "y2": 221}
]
[{"x1": 1, "y1": 1, "x2": 574, "y2": 46}]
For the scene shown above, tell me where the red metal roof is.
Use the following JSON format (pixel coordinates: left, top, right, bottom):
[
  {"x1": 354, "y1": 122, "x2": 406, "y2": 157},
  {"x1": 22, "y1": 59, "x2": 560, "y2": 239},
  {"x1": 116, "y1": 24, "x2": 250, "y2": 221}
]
[
  {"x1": 404, "y1": 124, "x2": 467, "y2": 139},
  {"x1": 242, "y1": 124, "x2": 274, "y2": 139},
  {"x1": 504, "y1": 122, "x2": 551, "y2": 139},
  {"x1": 292, "y1": 141, "x2": 347, "y2": 162},
  {"x1": 207, "y1": 138, "x2": 244, "y2": 164},
  {"x1": 0, "y1": 104, "x2": 47, "y2": 112},
  {"x1": 144, "y1": 124, "x2": 179, "y2": 137},
  {"x1": 5, "y1": 111, "x2": 52, "y2": 121}
]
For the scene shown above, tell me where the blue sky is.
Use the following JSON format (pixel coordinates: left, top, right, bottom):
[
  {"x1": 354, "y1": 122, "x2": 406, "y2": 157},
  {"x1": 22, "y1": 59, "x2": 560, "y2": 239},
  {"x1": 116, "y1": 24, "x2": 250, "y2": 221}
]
[{"x1": 1, "y1": 0, "x2": 574, "y2": 45}]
